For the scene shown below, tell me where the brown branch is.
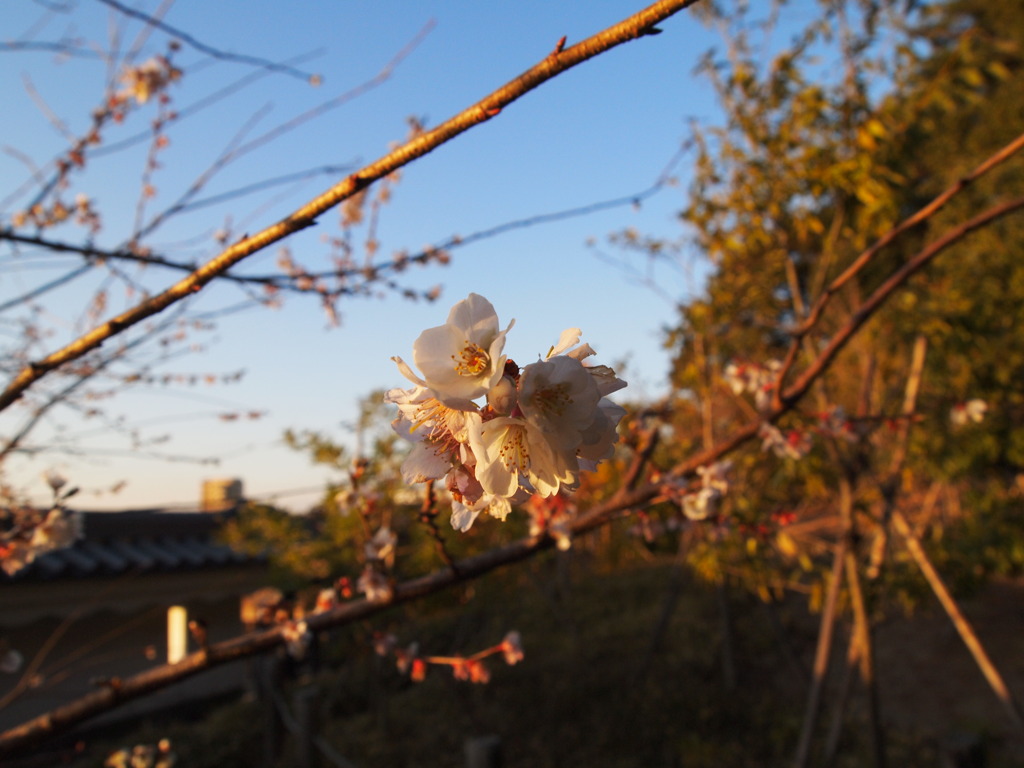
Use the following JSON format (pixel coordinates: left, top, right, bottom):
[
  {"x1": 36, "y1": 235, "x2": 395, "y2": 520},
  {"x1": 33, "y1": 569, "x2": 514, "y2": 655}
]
[
  {"x1": 617, "y1": 424, "x2": 660, "y2": 497},
  {"x1": 819, "y1": 130, "x2": 1024, "y2": 304},
  {"x1": 782, "y1": 195, "x2": 1024, "y2": 409},
  {"x1": 0, "y1": 0, "x2": 701, "y2": 414},
  {"x1": 774, "y1": 129, "x2": 1024, "y2": 395},
  {"x1": 4, "y1": 178, "x2": 1021, "y2": 749}
]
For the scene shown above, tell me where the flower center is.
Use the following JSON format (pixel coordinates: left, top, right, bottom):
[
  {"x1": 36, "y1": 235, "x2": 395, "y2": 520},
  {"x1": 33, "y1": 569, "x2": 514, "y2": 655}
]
[
  {"x1": 497, "y1": 425, "x2": 530, "y2": 474},
  {"x1": 452, "y1": 342, "x2": 489, "y2": 377},
  {"x1": 531, "y1": 382, "x2": 572, "y2": 417},
  {"x1": 410, "y1": 398, "x2": 463, "y2": 451}
]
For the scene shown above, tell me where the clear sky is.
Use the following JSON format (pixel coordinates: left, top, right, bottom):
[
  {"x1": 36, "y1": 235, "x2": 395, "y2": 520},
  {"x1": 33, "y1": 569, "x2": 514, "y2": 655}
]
[{"x1": 2, "y1": 1, "x2": 737, "y2": 511}]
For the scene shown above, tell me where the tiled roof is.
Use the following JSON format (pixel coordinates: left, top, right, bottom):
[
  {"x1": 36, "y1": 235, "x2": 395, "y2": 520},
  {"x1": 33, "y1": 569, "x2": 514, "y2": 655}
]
[{"x1": 3, "y1": 508, "x2": 260, "y2": 582}]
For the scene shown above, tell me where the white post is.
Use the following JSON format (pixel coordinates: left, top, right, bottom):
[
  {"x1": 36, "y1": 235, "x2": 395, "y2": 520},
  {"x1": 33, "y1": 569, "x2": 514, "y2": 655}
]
[{"x1": 167, "y1": 605, "x2": 188, "y2": 664}]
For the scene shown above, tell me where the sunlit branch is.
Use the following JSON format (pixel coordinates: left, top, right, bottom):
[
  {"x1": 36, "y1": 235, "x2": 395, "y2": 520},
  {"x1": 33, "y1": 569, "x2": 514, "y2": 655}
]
[
  {"x1": 0, "y1": 312, "x2": 184, "y2": 460},
  {"x1": 0, "y1": 0, "x2": 702, "y2": 414},
  {"x1": 129, "y1": 20, "x2": 429, "y2": 244}
]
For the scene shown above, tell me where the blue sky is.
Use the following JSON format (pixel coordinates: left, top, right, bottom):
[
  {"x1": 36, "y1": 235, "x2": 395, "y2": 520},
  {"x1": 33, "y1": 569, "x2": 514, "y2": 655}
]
[{"x1": 2, "y1": 1, "x2": 734, "y2": 511}]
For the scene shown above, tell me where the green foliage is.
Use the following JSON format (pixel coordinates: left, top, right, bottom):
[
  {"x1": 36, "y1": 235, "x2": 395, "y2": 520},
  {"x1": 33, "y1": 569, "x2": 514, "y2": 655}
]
[
  {"x1": 611, "y1": 0, "x2": 1024, "y2": 612},
  {"x1": 220, "y1": 502, "x2": 360, "y2": 590}
]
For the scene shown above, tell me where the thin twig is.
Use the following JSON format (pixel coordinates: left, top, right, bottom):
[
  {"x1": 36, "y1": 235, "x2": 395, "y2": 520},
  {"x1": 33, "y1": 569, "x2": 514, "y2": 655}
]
[
  {"x1": 418, "y1": 481, "x2": 458, "y2": 575},
  {"x1": 95, "y1": 0, "x2": 320, "y2": 83}
]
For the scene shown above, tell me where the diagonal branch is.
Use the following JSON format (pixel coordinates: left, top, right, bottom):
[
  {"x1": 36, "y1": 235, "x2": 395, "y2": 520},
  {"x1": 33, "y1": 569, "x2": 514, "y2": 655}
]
[
  {"x1": 782, "y1": 195, "x2": 1024, "y2": 409},
  {"x1": 0, "y1": 0, "x2": 701, "y2": 414},
  {"x1": 774, "y1": 129, "x2": 1024, "y2": 396}
]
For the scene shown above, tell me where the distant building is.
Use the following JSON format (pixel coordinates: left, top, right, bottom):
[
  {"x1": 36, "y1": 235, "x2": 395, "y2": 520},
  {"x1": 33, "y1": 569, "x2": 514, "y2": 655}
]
[
  {"x1": 201, "y1": 477, "x2": 245, "y2": 512},
  {"x1": 0, "y1": 497, "x2": 268, "y2": 735}
]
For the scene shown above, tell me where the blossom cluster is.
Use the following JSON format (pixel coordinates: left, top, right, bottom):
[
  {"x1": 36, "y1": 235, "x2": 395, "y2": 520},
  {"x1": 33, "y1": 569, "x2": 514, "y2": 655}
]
[
  {"x1": 1, "y1": 473, "x2": 82, "y2": 577},
  {"x1": 386, "y1": 294, "x2": 626, "y2": 531},
  {"x1": 724, "y1": 360, "x2": 781, "y2": 410},
  {"x1": 950, "y1": 398, "x2": 988, "y2": 426},
  {"x1": 374, "y1": 630, "x2": 523, "y2": 685},
  {"x1": 117, "y1": 55, "x2": 182, "y2": 106},
  {"x1": 0, "y1": 507, "x2": 82, "y2": 576},
  {"x1": 680, "y1": 460, "x2": 732, "y2": 521}
]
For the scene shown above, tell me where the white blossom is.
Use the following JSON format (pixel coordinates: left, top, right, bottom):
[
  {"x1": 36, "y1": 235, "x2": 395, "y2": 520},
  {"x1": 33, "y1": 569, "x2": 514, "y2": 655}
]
[
  {"x1": 408, "y1": 293, "x2": 513, "y2": 408},
  {"x1": 469, "y1": 416, "x2": 576, "y2": 498},
  {"x1": 364, "y1": 527, "x2": 397, "y2": 562},
  {"x1": 358, "y1": 565, "x2": 393, "y2": 603},
  {"x1": 387, "y1": 294, "x2": 626, "y2": 532},
  {"x1": 951, "y1": 398, "x2": 988, "y2": 426},
  {"x1": 759, "y1": 422, "x2": 812, "y2": 460},
  {"x1": 500, "y1": 631, "x2": 524, "y2": 665},
  {"x1": 518, "y1": 356, "x2": 601, "y2": 449}
]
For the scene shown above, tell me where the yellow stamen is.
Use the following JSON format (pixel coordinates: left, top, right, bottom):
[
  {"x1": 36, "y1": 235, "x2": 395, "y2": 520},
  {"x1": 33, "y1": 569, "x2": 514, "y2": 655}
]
[{"x1": 452, "y1": 341, "x2": 489, "y2": 377}]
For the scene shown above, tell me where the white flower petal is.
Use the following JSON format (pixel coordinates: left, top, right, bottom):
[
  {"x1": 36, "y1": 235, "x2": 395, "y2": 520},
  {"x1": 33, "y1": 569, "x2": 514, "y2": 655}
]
[
  {"x1": 401, "y1": 441, "x2": 454, "y2": 484},
  {"x1": 548, "y1": 328, "x2": 582, "y2": 358}
]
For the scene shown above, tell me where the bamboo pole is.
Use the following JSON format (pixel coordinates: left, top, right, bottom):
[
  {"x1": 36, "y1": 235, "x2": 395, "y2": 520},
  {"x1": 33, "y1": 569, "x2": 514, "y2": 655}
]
[
  {"x1": 892, "y1": 510, "x2": 1024, "y2": 737},
  {"x1": 793, "y1": 536, "x2": 848, "y2": 768}
]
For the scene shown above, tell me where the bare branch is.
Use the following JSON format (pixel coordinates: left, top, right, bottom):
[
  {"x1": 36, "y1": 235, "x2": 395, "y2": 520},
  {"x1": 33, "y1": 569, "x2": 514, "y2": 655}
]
[
  {"x1": 775, "y1": 129, "x2": 1024, "y2": 396},
  {"x1": 94, "y1": 0, "x2": 321, "y2": 83},
  {"x1": 783, "y1": 195, "x2": 1024, "y2": 409},
  {"x1": 0, "y1": 41, "x2": 103, "y2": 59}
]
